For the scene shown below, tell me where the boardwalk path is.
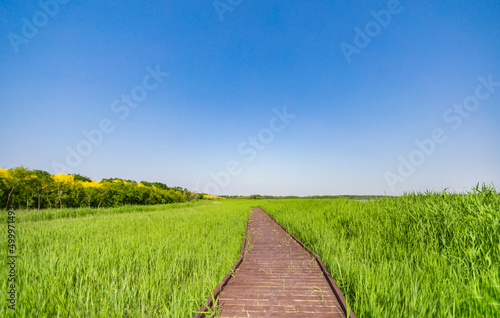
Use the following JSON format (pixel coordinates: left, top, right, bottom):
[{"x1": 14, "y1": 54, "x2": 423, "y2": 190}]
[{"x1": 214, "y1": 207, "x2": 348, "y2": 317}]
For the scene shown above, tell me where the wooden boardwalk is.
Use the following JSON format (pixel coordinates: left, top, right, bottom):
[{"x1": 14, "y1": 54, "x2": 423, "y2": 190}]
[{"x1": 197, "y1": 207, "x2": 354, "y2": 318}]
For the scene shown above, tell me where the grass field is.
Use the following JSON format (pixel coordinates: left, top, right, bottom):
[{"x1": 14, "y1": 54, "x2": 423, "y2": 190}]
[
  {"x1": 260, "y1": 185, "x2": 500, "y2": 317},
  {"x1": 2, "y1": 187, "x2": 498, "y2": 317},
  {"x1": 1, "y1": 200, "x2": 256, "y2": 317}
]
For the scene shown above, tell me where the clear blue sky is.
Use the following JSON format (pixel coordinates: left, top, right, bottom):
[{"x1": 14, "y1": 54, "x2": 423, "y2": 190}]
[{"x1": 1, "y1": 0, "x2": 499, "y2": 195}]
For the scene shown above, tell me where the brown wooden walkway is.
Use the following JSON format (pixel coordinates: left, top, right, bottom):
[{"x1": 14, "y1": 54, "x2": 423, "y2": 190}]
[{"x1": 197, "y1": 207, "x2": 355, "y2": 318}]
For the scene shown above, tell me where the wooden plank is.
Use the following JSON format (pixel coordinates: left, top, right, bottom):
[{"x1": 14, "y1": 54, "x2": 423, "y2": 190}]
[{"x1": 196, "y1": 207, "x2": 355, "y2": 318}]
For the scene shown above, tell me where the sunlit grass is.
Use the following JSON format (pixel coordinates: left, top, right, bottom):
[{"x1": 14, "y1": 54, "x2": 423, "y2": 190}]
[
  {"x1": 260, "y1": 184, "x2": 500, "y2": 317},
  {"x1": 1, "y1": 201, "x2": 206, "y2": 223},
  {"x1": 1, "y1": 200, "x2": 255, "y2": 317},
  {"x1": 2, "y1": 185, "x2": 498, "y2": 317}
]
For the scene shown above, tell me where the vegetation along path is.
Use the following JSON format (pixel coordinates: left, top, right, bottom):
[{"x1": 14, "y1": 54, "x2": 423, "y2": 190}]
[{"x1": 198, "y1": 207, "x2": 355, "y2": 317}]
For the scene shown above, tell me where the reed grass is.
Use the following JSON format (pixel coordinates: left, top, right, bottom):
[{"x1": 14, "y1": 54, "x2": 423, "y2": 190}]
[{"x1": 260, "y1": 185, "x2": 499, "y2": 317}]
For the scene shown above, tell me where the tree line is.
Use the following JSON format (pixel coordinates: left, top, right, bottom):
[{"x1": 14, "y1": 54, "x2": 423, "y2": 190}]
[{"x1": 0, "y1": 166, "x2": 203, "y2": 210}]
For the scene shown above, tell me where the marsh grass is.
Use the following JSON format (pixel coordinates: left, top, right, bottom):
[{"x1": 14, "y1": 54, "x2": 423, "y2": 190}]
[
  {"x1": 1, "y1": 200, "x2": 256, "y2": 317},
  {"x1": 1, "y1": 201, "x2": 203, "y2": 223},
  {"x1": 2, "y1": 185, "x2": 498, "y2": 317},
  {"x1": 260, "y1": 185, "x2": 499, "y2": 317}
]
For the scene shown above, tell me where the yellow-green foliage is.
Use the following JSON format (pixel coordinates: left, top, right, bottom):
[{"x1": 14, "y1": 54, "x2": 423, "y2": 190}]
[
  {"x1": 0, "y1": 167, "x2": 193, "y2": 210},
  {"x1": 202, "y1": 194, "x2": 225, "y2": 200}
]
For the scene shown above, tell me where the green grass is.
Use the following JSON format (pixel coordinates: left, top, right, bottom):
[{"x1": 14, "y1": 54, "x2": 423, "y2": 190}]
[
  {"x1": 1, "y1": 200, "x2": 256, "y2": 317},
  {"x1": 2, "y1": 201, "x2": 207, "y2": 224},
  {"x1": 260, "y1": 185, "x2": 500, "y2": 317},
  {"x1": 2, "y1": 186, "x2": 498, "y2": 317}
]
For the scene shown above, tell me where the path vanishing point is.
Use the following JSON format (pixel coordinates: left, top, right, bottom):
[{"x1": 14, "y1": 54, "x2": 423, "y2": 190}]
[{"x1": 196, "y1": 207, "x2": 356, "y2": 318}]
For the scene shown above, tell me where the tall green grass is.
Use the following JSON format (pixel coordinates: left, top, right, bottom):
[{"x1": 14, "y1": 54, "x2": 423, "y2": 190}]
[
  {"x1": 1, "y1": 200, "x2": 255, "y2": 317},
  {"x1": 1, "y1": 201, "x2": 204, "y2": 223},
  {"x1": 3, "y1": 187, "x2": 498, "y2": 317},
  {"x1": 260, "y1": 185, "x2": 499, "y2": 317}
]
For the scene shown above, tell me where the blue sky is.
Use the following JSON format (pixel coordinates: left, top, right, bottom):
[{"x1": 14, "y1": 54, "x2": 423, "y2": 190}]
[{"x1": 1, "y1": 0, "x2": 499, "y2": 195}]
